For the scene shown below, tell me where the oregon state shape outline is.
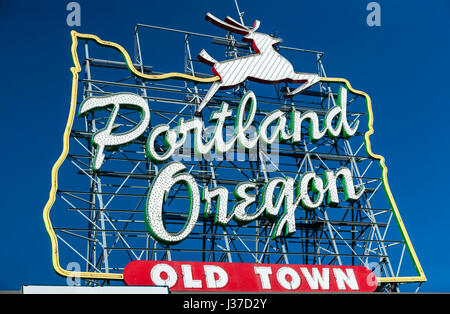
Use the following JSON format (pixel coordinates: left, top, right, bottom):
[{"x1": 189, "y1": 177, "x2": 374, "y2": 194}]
[{"x1": 42, "y1": 30, "x2": 426, "y2": 283}]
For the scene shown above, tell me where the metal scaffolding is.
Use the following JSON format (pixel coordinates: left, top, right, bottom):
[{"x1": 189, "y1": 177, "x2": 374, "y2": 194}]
[{"x1": 50, "y1": 17, "x2": 420, "y2": 292}]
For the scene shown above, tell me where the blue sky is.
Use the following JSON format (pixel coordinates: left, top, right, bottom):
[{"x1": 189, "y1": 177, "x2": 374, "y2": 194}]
[{"x1": 0, "y1": 0, "x2": 449, "y2": 292}]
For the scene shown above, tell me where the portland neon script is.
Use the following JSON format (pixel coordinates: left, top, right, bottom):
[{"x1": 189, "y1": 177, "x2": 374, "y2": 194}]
[{"x1": 79, "y1": 87, "x2": 364, "y2": 244}]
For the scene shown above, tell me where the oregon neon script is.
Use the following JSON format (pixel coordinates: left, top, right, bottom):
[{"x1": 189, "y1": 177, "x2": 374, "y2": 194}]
[{"x1": 78, "y1": 88, "x2": 364, "y2": 244}]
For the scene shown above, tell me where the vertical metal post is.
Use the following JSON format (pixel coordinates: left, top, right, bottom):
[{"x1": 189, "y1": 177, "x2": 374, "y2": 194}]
[{"x1": 84, "y1": 40, "x2": 110, "y2": 274}]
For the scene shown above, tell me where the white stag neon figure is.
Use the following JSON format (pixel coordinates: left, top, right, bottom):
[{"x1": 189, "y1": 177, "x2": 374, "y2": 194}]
[{"x1": 196, "y1": 13, "x2": 321, "y2": 113}]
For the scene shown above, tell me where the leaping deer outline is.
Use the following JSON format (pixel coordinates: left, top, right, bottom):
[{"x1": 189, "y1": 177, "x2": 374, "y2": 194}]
[{"x1": 196, "y1": 12, "x2": 320, "y2": 113}]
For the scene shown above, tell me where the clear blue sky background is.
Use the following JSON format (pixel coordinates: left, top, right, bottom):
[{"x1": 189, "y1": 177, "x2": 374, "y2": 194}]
[{"x1": 0, "y1": 0, "x2": 449, "y2": 292}]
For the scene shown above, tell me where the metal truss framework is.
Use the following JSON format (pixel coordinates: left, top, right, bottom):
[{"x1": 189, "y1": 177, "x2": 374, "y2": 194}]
[{"x1": 50, "y1": 22, "x2": 422, "y2": 293}]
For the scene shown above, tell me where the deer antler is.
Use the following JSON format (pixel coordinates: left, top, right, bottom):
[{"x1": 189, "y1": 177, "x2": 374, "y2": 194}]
[
  {"x1": 205, "y1": 12, "x2": 249, "y2": 35},
  {"x1": 224, "y1": 16, "x2": 260, "y2": 33},
  {"x1": 224, "y1": 16, "x2": 248, "y2": 29}
]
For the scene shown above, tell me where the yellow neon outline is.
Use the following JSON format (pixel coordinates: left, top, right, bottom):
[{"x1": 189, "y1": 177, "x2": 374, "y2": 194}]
[
  {"x1": 43, "y1": 31, "x2": 425, "y2": 284},
  {"x1": 70, "y1": 31, "x2": 220, "y2": 83},
  {"x1": 321, "y1": 77, "x2": 426, "y2": 284}
]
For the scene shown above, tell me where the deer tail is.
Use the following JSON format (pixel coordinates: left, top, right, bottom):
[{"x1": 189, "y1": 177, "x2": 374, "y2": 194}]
[{"x1": 198, "y1": 49, "x2": 217, "y2": 66}]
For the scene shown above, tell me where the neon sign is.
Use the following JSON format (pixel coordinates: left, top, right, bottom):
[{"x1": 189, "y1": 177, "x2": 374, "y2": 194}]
[
  {"x1": 124, "y1": 261, "x2": 377, "y2": 292},
  {"x1": 42, "y1": 11, "x2": 426, "y2": 286},
  {"x1": 79, "y1": 88, "x2": 364, "y2": 244}
]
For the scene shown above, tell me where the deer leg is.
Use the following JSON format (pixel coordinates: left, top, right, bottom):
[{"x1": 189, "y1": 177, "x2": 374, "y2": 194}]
[
  {"x1": 196, "y1": 81, "x2": 221, "y2": 114},
  {"x1": 286, "y1": 74, "x2": 320, "y2": 97}
]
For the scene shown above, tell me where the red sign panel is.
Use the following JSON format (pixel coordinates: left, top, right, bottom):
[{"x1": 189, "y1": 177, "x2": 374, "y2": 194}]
[{"x1": 124, "y1": 261, "x2": 377, "y2": 292}]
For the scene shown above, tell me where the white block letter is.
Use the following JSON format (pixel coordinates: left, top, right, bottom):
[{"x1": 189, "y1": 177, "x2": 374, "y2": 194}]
[
  {"x1": 204, "y1": 265, "x2": 228, "y2": 289},
  {"x1": 150, "y1": 264, "x2": 178, "y2": 288},
  {"x1": 254, "y1": 266, "x2": 273, "y2": 290},
  {"x1": 300, "y1": 267, "x2": 330, "y2": 290},
  {"x1": 277, "y1": 267, "x2": 301, "y2": 290},
  {"x1": 182, "y1": 264, "x2": 202, "y2": 289},
  {"x1": 333, "y1": 268, "x2": 359, "y2": 291}
]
